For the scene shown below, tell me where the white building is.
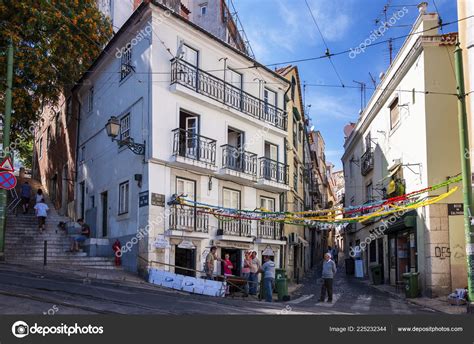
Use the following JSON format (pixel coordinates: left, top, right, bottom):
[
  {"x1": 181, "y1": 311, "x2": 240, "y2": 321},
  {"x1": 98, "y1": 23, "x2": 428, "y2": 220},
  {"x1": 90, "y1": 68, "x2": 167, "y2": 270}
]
[
  {"x1": 342, "y1": 5, "x2": 466, "y2": 297},
  {"x1": 74, "y1": 1, "x2": 289, "y2": 276}
]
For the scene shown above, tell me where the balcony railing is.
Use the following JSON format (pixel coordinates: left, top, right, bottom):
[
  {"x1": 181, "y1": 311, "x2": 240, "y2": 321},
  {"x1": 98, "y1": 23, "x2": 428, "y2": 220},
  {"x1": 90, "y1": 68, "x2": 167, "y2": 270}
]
[
  {"x1": 171, "y1": 58, "x2": 287, "y2": 130},
  {"x1": 221, "y1": 145, "x2": 257, "y2": 176},
  {"x1": 218, "y1": 219, "x2": 252, "y2": 237},
  {"x1": 259, "y1": 157, "x2": 289, "y2": 184},
  {"x1": 361, "y1": 149, "x2": 374, "y2": 176},
  {"x1": 257, "y1": 222, "x2": 282, "y2": 240},
  {"x1": 172, "y1": 128, "x2": 217, "y2": 165},
  {"x1": 169, "y1": 206, "x2": 209, "y2": 233}
]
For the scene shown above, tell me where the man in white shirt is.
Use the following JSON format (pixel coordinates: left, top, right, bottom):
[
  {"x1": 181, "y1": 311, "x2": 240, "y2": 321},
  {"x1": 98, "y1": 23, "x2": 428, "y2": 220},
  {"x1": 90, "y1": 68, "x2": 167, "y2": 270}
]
[{"x1": 34, "y1": 198, "x2": 49, "y2": 233}]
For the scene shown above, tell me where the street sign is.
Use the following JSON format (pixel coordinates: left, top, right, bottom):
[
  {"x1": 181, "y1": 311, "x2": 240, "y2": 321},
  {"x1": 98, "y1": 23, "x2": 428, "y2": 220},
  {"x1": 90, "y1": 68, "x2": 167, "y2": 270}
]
[
  {"x1": 0, "y1": 171, "x2": 17, "y2": 190},
  {"x1": 0, "y1": 156, "x2": 14, "y2": 171},
  {"x1": 139, "y1": 191, "x2": 149, "y2": 208},
  {"x1": 448, "y1": 203, "x2": 464, "y2": 216}
]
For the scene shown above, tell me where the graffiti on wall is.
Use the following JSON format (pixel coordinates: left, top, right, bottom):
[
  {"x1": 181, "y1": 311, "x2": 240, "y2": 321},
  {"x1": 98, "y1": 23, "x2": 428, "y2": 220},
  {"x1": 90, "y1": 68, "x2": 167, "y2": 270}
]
[{"x1": 434, "y1": 246, "x2": 451, "y2": 260}]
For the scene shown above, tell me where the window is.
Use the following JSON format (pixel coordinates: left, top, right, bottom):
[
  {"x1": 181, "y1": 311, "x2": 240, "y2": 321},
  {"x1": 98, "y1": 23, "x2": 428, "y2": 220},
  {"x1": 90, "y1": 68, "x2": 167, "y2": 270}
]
[
  {"x1": 47, "y1": 126, "x2": 51, "y2": 148},
  {"x1": 80, "y1": 146, "x2": 85, "y2": 163},
  {"x1": 264, "y1": 88, "x2": 277, "y2": 112},
  {"x1": 200, "y1": 3, "x2": 207, "y2": 15},
  {"x1": 55, "y1": 112, "x2": 61, "y2": 137},
  {"x1": 293, "y1": 159, "x2": 298, "y2": 190},
  {"x1": 121, "y1": 43, "x2": 132, "y2": 80},
  {"x1": 66, "y1": 96, "x2": 72, "y2": 123},
  {"x1": 223, "y1": 188, "x2": 240, "y2": 209},
  {"x1": 182, "y1": 43, "x2": 198, "y2": 66},
  {"x1": 389, "y1": 97, "x2": 399, "y2": 129},
  {"x1": 226, "y1": 68, "x2": 242, "y2": 90},
  {"x1": 366, "y1": 182, "x2": 373, "y2": 202},
  {"x1": 176, "y1": 178, "x2": 195, "y2": 201},
  {"x1": 38, "y1": 137, "x2": 43, "y2": 159},
  {"x1": 264, "y1": 142, "x2": 278, "y2": 161},
  {"x1": 118, "y1": 181, "x2": 130, "y2": 215},
  {"x1": 120, "y1": 114, "x2": 130, "y2": 141},
  {"x1": 87, "y1": 87, "x2": 94, "y2": 113},
  {"x1": 291, "y1": 76, "x2": 296, "y2": 101},
  {"x1": 365, "y1": 132, "x2": 372, "y2": 151},
  {"x1": 292, "y1": 117, "x2": 298, "y2": 147},
  {"x1": 260, "y1": 197, "x2": 275, "y2": 211}
]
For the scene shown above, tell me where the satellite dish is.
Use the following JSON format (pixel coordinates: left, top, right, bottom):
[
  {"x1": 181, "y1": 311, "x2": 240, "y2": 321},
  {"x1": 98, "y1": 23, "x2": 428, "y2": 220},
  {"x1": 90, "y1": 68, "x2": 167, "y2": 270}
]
[
  {"x1": 379, "y1": 72, "x2": 385, "y2": 80},
  {"x1": 310, "y1": 125, "x2": 315, "y2": 132}
]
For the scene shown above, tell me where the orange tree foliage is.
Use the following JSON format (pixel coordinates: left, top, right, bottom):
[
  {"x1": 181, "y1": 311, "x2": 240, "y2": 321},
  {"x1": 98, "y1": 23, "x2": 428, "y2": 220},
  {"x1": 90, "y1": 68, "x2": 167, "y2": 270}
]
[{"x1": 0, "y1": 0, "x2": 113, "y2": 159}]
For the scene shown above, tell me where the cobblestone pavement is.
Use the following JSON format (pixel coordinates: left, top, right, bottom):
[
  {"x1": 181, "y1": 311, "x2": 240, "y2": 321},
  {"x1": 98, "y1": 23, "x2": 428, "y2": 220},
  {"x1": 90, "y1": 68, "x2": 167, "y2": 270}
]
[{"x1": 0, "y1": 264, "x2": 437, "y2": 315}]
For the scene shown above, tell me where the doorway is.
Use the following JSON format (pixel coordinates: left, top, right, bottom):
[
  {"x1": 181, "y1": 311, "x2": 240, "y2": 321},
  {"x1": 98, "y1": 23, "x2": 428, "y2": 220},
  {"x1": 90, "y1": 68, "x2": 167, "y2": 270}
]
[
  {"x1": 101, "y1": 191, "x2": 108, "y2": 237},
  {"x1": 175, "y1": 247, "x2": 196, "y2": 277},
  {"x1": 377, "y1": 238, "x2": 384, "y2": 283},
  {"x1": 220, "y1": 248, "x2": 242, "y2": 277},
  {"x1": 179, "y1": 110, "x2": 200, "y2": 159}
]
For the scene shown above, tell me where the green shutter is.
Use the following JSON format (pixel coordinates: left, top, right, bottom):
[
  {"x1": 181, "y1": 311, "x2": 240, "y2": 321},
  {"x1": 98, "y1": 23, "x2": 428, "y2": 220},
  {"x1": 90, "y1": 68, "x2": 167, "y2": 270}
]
[{"x1": 292, "y1": 106, "x2": 301, "y2": 121}]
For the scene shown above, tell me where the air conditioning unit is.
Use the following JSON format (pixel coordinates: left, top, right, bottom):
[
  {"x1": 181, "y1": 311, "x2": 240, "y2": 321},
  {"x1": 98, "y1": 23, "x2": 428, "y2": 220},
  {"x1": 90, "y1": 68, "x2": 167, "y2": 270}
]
[{"x1": 288, "y1": 232, "x2": 298, "y2": 245}]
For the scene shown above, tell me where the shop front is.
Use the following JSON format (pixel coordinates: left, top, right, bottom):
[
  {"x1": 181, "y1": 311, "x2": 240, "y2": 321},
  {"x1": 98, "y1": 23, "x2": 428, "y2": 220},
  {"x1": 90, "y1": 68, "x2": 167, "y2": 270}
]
[{"x1": 386, "y1": 212, "x2": 418, "y2": 285}]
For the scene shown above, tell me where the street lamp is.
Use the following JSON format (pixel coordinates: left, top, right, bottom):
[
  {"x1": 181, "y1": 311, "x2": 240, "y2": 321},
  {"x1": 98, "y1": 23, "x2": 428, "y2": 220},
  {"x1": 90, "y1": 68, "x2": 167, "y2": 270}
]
[{"x1": 105, "y1": 116, "x2": 145, "y2": 156}]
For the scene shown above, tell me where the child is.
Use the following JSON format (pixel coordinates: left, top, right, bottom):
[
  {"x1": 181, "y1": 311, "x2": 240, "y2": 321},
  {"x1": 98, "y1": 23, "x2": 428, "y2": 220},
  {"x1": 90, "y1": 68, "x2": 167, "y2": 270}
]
[
  {"x1": 34, "y1": 198, "x2": 49, "y2": 233},
  {"x1": 35, "y1": 189, "x2": 44, "y2": 204}
]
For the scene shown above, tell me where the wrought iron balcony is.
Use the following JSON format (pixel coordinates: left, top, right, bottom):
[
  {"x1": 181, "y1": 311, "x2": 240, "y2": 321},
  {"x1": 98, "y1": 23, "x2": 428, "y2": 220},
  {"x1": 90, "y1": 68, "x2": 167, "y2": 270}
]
[
  {"x1": 217, "y1": 219, "x2": 252, "y2": 237},
  {"x1": 221, "y1": 145, "x2": 257, "y2": 176},
  {"x1": 169, "y1": 205, "x2": 209, "y2": 233},
  {"x1": 171, "y1": 58, "x2": 287, "y2": 130},
  {"x1": 257, "y1": 221, "x2": 282, "y2": 240},
  {"x1": 172, "y1": 128, "x2": 217, "y2": 165},
  {"x1": 361, "y1": 149, "x2": 374, "y2": 176},
  {"x1": 259, "y1": 157, "x2": 289, "y2": 185}
]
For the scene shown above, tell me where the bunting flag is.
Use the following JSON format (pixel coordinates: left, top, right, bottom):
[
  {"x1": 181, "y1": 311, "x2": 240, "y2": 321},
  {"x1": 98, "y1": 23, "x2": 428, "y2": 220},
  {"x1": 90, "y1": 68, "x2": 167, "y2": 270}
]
[{"x1": 176, "y1": 175, "x2": 462, "y2": 226}]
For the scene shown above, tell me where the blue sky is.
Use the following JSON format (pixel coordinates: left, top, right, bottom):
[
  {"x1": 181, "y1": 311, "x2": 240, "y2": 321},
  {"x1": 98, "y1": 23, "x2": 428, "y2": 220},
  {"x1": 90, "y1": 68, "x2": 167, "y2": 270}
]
[{"x1": 234, "y1": 0, "x2": 458, "y2": 169}]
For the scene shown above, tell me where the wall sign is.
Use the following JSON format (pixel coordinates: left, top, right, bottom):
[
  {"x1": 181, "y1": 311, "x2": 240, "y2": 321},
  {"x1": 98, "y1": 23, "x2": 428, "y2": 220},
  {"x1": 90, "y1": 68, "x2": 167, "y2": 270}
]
[
  {"x1": 151, "y1": 193, "x2": 165, "y2": 207},
  {"x1": 139, "y1": 191, "x2": 149, "y2": 208},
  {"x1": 448, "y1": 203, "x2": 464, "y2": 216}
]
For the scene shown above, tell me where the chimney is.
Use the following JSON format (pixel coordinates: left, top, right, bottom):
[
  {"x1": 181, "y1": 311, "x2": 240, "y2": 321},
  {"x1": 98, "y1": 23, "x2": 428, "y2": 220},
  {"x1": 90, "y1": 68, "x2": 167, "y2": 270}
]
[{"x1": 418, "y1": 2, "x2": 428, "y2": 15}]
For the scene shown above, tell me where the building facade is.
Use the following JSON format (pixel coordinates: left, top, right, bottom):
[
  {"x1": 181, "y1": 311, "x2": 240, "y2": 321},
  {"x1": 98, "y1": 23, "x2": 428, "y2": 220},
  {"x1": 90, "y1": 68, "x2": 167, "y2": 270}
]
[
  {"x1": 277, "y1": 65, "x2": 308, "y2": 282},
  {"x1": 342, "y1": 7, "x2": 465, "y2": 297},
  {"x1": 73, "y1": 2, "x2": 290, "y2": 275},
  {"x1": 33, "y1": 0, "x2": 254, "y2": 216}
]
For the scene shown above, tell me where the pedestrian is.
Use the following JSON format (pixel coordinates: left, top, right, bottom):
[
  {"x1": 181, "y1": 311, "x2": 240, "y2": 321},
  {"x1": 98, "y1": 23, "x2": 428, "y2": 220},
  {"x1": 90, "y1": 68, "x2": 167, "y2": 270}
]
[
  {"x1": 204, "y1": 246, "x2": 220, "y2": 280},
  {"x1": 20, "y1": 181, "x2": 32, "y2": 214},
  {"x1": 248, "y1": 251, "x2": 260, "y2": 295},
  {"x1": 69, "y1": 219, "x2": 91, "y2": 252},
  {"x1": 112, "y1": 239, "x2": 122, "y2": 266},
  {"x1": 319, "y1": 252, "x2": 337, "y2": 303},
  {"x1": 33, "y1": 198, "x2": 49, "y2": 233},
  {"x1": 35, "y1": 188, "x2": 44, "y2": 204},
  {"x1": 241, "y1": 251, "x2": 251, "y2": 295},
  {"x1": 223, "y1": 253, "x2": 233, "y2": 295},
  {"x1": 259, "y1": 255, "x2": 275, "y2": 302},
  {"x1": 332, "y1": 245, "x2": 339, "y2": 265},
  {"x1": 223, "y1": 254, "x2": 233, "y2": 276}
]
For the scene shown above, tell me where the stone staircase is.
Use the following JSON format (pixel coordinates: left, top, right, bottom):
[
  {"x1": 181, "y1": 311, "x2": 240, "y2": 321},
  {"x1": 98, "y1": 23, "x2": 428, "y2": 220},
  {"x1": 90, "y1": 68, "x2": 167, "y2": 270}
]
[{"x1": 4, "y1": 178, "x2": 117, "y2": 270}]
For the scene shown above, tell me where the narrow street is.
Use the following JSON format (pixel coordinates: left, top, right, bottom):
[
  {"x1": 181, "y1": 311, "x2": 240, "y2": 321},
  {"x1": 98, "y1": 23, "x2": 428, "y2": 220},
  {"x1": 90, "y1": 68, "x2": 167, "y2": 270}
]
[{"x1": 0, "y1": 264, "x2": 436, "y2": 315}]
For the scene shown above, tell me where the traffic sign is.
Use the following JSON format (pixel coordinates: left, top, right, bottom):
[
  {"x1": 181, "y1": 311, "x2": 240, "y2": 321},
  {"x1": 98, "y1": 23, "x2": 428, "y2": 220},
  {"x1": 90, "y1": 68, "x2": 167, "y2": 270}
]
[
  {"x1": 0, "y1": 157, "x2": 14, "y2": 172},
  {"x1": 0, "y1": 171, "x2": 17, "y2": 190}
]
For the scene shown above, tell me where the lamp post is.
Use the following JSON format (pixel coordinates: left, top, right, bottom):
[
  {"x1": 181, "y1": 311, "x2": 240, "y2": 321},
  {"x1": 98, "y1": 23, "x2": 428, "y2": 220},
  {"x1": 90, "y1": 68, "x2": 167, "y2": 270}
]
[{"x1": 105, "y1": 116, "x2": 145, "y2": 156}]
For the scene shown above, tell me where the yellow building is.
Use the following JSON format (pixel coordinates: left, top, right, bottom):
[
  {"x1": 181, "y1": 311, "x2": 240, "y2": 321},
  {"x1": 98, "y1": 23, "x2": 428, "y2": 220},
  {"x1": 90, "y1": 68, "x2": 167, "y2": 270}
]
[{"x1": 277, "y1": 66, "x2": 307, "y2": 282}]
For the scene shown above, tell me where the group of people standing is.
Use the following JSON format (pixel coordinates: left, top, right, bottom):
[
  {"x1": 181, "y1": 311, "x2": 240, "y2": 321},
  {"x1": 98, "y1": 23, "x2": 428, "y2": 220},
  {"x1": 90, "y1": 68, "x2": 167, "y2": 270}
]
[{"x1": 204, "y1": 247, "x2": 276, "y2": 302}]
